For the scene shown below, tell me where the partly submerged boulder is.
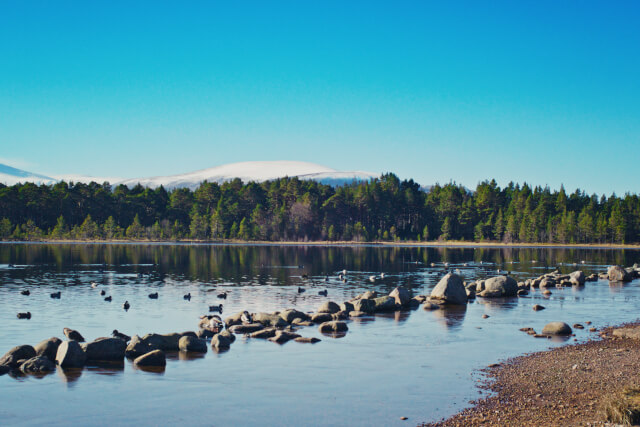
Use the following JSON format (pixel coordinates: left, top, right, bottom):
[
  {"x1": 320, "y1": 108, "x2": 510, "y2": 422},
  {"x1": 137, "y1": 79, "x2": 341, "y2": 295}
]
[
  {"x1": 133, "y1": 349, "x2": 166, "y2": 367},
  {"x1": 20, "y1": 356, "x2": 56, "y2": 374},
  {"x1": 34, "y1": 337, "x2": 62, "y2": 362},
  {"x1": 608, "y1": 265, "x2": 632, "y2": 282},
  {"x1": 429, "y1": 273, "x2": 467, "y2": 305},
  {"x1": 178, "y1": 336, "x2": 208, "y2": 353},
  {"x1": 0, "y1": 345, "x2": 37, "y2": 368},
  {"x1": 83, "y1": 337, "x2": 127, "y2": 361},
  {"x1": 542, "y1": 322, "x2": 573, "y2": 336},
  {"x1": 55, "y1": 341, "x2": 86, "y2": 368},
  {"x1": 479, "y1": 276, "x2": 518, "y2": 297}
]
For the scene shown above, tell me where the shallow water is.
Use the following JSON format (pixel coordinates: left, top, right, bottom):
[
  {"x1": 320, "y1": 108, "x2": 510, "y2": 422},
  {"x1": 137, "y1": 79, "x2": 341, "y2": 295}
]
[{"x1": 1, "y1": 243, "x2": 640, "y2": 426}]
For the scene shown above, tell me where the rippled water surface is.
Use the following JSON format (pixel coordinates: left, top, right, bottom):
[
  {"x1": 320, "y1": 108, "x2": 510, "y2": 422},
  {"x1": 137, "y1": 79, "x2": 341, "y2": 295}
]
[{"x1": 2, "y1": 243, "x2": 640, "y2": 426}]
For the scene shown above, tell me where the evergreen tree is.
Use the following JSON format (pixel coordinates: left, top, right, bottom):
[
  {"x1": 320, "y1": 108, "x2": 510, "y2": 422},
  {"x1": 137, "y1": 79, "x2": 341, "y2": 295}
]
[{"x1": 126, "y1": 214, "x2": 144, "y2": 239}]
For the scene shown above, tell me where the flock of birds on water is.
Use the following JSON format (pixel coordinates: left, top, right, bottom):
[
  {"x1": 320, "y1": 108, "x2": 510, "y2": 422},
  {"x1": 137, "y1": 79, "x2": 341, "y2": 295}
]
[{"x1": 10, "y1": 259, "x2": 589, "y2": 322}]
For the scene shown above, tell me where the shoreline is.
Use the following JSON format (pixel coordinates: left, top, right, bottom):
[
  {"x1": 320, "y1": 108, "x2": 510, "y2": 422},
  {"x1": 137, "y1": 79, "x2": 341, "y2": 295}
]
[
  {"x1": 423, "y1": 322, "x2": 640, "y2": 426},
  {"x1": 1, "y1": 239, "x2": 640, "y2": 250}
]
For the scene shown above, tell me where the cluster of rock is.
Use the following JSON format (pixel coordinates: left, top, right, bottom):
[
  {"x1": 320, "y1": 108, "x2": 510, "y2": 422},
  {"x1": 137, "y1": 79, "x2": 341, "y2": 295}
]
[{"x1": 600, "y1": 265, "x2": 640, "y2": 282}]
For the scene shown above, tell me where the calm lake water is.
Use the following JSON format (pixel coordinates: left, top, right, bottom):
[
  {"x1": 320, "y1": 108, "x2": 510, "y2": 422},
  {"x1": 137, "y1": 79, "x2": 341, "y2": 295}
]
[{"x1": 1, "y1": 243, "x2": 640, "y2": 426}]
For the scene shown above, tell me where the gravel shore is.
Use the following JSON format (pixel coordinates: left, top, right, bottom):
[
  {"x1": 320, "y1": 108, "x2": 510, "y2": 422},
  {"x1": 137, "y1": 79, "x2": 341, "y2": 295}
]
[{"x1": 424, "y1": 323, "x2": 640, "y2": 426}]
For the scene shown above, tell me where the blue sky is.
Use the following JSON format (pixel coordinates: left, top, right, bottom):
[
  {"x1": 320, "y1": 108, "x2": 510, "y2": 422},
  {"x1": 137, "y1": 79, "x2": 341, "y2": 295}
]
[{"x1": 1, "y1": 1, "x2": 639, "y2": 195}]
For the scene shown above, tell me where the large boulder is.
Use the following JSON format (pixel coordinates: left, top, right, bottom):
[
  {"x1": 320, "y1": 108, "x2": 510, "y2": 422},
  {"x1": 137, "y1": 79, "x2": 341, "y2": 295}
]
[
  {"x1": 56, "y1": 341, "x2": 86, "y2": 368},
  {"x1": 373, "y1": 296, "x2": 398, "y2": 312},
  {"x1": 140, "y1": 333, "x2": 181, "y2": 351},
  {"x1": 83, "y1": 337, "x2": 127, "y2": 361},
  {"x1": 429, "y1": 273, "x2": 467, "y2": 305},
  {"x1": 318, "y1": 321, "x2": 349, "y2": 334},
  {"x1": 253, "y1": 312, "x2": 288, "y2": 328},
  {"x1": 539, "y1": 277, "x2": 555, "y2": 288},
  {"x1": 211, "y1": 334, "x2": 231, "y2": 351},
  {"x1": 340, "y1": 301, "x2": 355, "y2": 313},
  {"x1": 352, "y1": 298, "x2": 376, "y2": 313},
  {"x1": 125, "y1": 335, "x2": 158, "y2": 359},
  {"x1": 608, "y1": 265, "x2": 632, "y2": 282},
  {"x1": 389, "y1": 287, "x2": 411, "y2": 306},
  {"x1": 569, "y1": 271, "x2": 586, "y2": 286},
  {"x1": 133, "y1": 349, "x2": 166, "y2": 367},
  {"x1": 0, "y1": 345, "x2": 37, "y2": 368},
  {"x1": 279, "y1": 309, "x2": 309, "y2": 323},
  {"x1": 20, "y1": 356, "x2": 56, "y2": 374},
  {"x1": 317, "y1": 301, "x2": 341, "y2": 314},
  {"x1": 542, "y1": 322, "x2": 573, "y2": 336},
  {"x1": 228, "y1": 323, "x2": 264, "y2": 334},
  {"x1": 479, "y1": 276, "x2": 518, "y2": 297},
  {"x1": 178, "y1": 336, "x2": 207, "y2": 353},
  {"x1": 267, "y1": 331, "x2": 300, "y2": 344},
  {"x1": 34, "y1": 337, "x2": 62, "y2": 362}
]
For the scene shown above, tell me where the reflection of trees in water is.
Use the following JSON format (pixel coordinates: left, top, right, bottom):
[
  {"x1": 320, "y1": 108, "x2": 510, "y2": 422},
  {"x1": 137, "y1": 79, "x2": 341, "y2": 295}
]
[{"x1": 1, "y1": 244, "x2": 638, "y2": 285}]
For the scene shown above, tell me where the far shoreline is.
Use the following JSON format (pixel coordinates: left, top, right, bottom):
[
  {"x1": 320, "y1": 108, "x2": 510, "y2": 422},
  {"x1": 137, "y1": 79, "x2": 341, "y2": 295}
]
[{"x1": 1, "y1": 239, "x2": 640, "y2": 250}]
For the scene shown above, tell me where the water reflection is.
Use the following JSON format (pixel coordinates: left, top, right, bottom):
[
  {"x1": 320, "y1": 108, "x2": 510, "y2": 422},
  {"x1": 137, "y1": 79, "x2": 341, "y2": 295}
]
[
  {"x1": 431, "y1": 306, "x2": 467, "y2": 330},
  {"x1": 57, "y1": 367, "x2": 83, "y2": 384}
]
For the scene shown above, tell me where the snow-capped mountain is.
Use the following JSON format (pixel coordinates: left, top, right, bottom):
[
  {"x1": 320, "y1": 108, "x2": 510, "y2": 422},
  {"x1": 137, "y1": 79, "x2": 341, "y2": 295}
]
[
  {"x1": 116, "y1": 161, "x2": 378, "y2": 189},
  {"x1": 0, "y1": 163, "x2": 57, "y2": 186},
  {"x1": 0, "y1": 161, "x2": 379, "y2": 189}
]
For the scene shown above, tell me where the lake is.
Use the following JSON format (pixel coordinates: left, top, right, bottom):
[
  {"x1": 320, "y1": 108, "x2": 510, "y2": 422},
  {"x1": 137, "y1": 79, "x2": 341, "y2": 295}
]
[{"x1": 1, "y1": 243, "x2": 639, "y2": 426}]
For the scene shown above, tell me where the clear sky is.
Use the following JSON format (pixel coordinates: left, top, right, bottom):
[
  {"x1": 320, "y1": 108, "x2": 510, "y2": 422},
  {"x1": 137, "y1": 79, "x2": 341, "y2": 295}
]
[{"x1": 1, "y1": 1, "x2": 639, "y2": 195}]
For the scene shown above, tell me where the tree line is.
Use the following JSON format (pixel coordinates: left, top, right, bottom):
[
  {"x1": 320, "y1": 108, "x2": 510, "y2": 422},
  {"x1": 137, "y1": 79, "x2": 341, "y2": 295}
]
[{"x1": 0, "y1": 175, "x2": 638, "y2": 244}]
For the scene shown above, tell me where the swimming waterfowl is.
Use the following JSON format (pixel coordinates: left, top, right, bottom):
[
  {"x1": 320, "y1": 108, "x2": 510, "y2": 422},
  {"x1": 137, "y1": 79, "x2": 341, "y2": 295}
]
[
  {"x1": 63, "y1": 327, "x2": 85, "y2": 342},
  {"x1": 100, "y1": 290, "x2": 106, "y2": 296},
  {"x1": 184, "y1": 293, "x2": 191, "y2": 301},
  {"x1": 342, "y1": 269, "x2": 347, "y2": 275},
  {"x1": 20, "y1": 290, "x2": 30, "y2": 296},
  {"x1": 298, "y1": 287, "x2": 305, "y2": 293},
  {"x1": 301, "y1": 274, "x2": 308, "y2": 279},
  {"x1": 8, "y1": 263, "x2": 14, "y2": 268},
  {"x1": 369, "y1": 276, "x2": 376, "y2": 283},
  {"x1": 112, "y1": 329, "x2": 131, "y2": 342},
  {"x1": 380, "y1": 273, "x2": 385, "y2": 279},
  {"x1": 209, "y1": 304, "x2": 223, "y2": 313},
  {"x1": 148, "y1": 292, "x2": 159, "y2": 299},
  {"x1": 241, "y1": 311, "x2": 253, "y2": 324},
  {"x1": 91, "y1": 282, "x2": 98, "y2": 288},
  {"x1": 50, "y1": 291, "x2": 61, "y2": 299},
  {"x1": 123, "y1": 301, "x2": 130, "y2": 310},
  {"x1": 104, "y1": 296, "x2": 112, "y2": 302},
  {"x1": 324, "y1": 276, "x2": 329, "y2": 282},
  {"x1": 217, "y1": 292, "x2": 227, "y2": 299},
  {"x1": 318, "y1": 289, "x2": 328, "y2": 296},
  {"x1": 17, "y1": 312, "x2": 31, "y2": 319}
]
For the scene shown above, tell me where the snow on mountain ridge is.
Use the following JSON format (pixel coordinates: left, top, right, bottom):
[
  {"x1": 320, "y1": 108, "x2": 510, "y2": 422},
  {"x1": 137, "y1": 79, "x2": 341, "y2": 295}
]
[{"x1": 0, "y1": 161, "x2": 378, "y2": 189}]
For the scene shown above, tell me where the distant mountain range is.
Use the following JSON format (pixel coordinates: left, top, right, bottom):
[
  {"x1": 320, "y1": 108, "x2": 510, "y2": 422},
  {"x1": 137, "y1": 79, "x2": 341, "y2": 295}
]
[{"x1": 0, "y1": 161, "x2": 379, "y2": 189}]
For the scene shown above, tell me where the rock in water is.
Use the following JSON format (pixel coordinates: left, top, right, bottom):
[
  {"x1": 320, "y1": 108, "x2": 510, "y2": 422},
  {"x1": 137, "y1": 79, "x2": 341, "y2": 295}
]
[
  {"x1": 351, "y1": 298, "x2": 376, "y2": 313},
  {"x1": 608, "y1": 265, "x2": 632, "y2": 282},
  {"x1": 569, "y1": 270, "x2": 585, "y2": 286},
  {"x1": 34, "y1": 337, "x2": 62, "y2": 362},
  {"x1": 294, "y1": 337, "x2": 321, "y2": 344},
  {"x1": 83, "y1": 337, "x2": 127, "y2": 361},
  {"x1": 429, "y1": 273, "x2": 467, "y2": 305},
  {"x1": 133, "y1": 349, "x2": 166, "y2": 367},
  {"x1": 211, "y1": 334, "x2": 231, "y2": 351},
  {"x1": 125, "y1": 335, "x2": 158, "y2": 359},
  {"x1": 228, "y1": 323, "x2": 264, "y2": 334},
  {"x1": 267, "y1": 331, "x2": 301, "y2": 344},
  {"x1": 252, "y1": 312, "x2": 288, "y2": 328},
  {"x1": 480, "y1": 276, "x2": 518, "y2": 297},
  {"x1": 178, "y1": 336, "x2": 208, "y2": 353},
  {"x1": 389, "y1": 287, "x2": 411, "y2": 306},
  {"x1": 318, "y1": 321, "x2": 349, "y2": 334},
  {"x1": 532, "y1": 304, "x2": 546, "y2": 311},
  {"x1": 542, "y1": 322, "x2": 573, "y2": 336},
  {"x1": 0, "y1": 345, "x2": 37, "y2": 368},
  {"x1": 20, "y1": 356, "x2": 56, "y2": 374},
  {"x1": 317, "y1": 301, "x2": 341, "y2": 314},
  {"x1": 279, "y1": 309, "x2": 309, "y2": 323},
  {"x1": 139, "y1": 333, "x2": 181, "y2": 351},
  {"x1": 56, "y1": 341, "x2": 86, "y2": 368},
  {"x1": 372, "y1": 296, "x2": 398, "y2": 312}
]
